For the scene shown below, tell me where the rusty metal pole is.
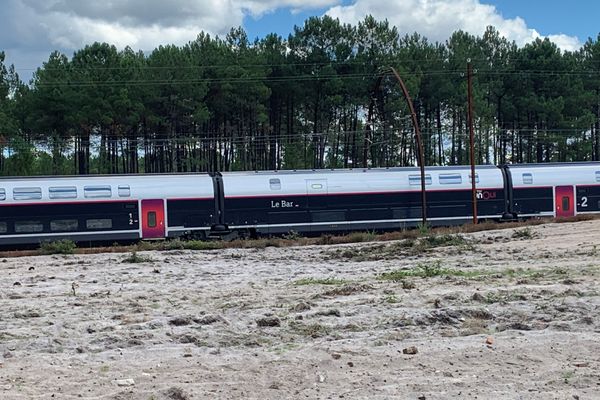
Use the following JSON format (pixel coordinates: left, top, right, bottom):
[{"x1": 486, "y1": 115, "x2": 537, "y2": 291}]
[
  {"x1": 388, "y1": 67, "x2": 427, "y2": 226},
  {"x1": 467, "y1": 60, "x2": 478, "y2": 224}
]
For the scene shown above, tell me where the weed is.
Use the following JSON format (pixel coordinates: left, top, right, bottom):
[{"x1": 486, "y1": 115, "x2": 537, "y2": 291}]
[
  {"x1": 40, "y1": 240, "x2": 76, "y2": 255},
  {"x1": 512, "y1": 227, "x2": 533, "y2": 239},
  {"x1": 562, "y1": 370, "x2": 575, "y2": 384},
  {"x1": 421, "y1": 234, "x2": 467, "y2": 248},
  {"x1": 378, "y1": 261, "x2": 473, "y2": 281},
  {"x1": 417, "y1": 223, "x2": 430, "y2": 235},
  {"x1": 384, "y1": 295, "x2": 399, "y2": 304},
  {"x1": 283, "y1": 230, "x2": 302, "y2": 240},
  {"x1": 290, "y1": 321, "x2": 331, "y2": 338},
  {"x1": 293, "y1": 277, "x2": 348, "y2": 286},
  {"x1": 121, "y1": 251, "x2": 153, "y2": 263}
]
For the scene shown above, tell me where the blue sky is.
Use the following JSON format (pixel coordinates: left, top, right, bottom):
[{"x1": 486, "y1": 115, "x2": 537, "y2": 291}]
[
  {"x1": 244, "y1": 0, "x2": 600, "y2": 43},
  {"x1": 2, "y1": 0, "x2": 599, "y2": 81}
]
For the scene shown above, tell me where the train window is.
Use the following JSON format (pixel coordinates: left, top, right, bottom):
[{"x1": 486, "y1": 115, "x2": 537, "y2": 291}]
[
  {"x1": 0, "y1": 222, "x2": 6, "y2": 233},
  {"x1": 439, "y1": 174, "x2": 462, "y2": 185},
  {"x1": 51, "y1": 219, "x2": 79, "y2": 232},
  {"x1": 0, "y1": 188, "x2": 5, "y2": 201},
  {"x1": 49, "y1": 186, "x2": 77, "y2": 199},
  {"x1": 522, "y1": 173, "x2": 533, "y2": 184},
  {"x1": 15, "y1": 221, "x2": 44, "y2": 233},
  {"x1": 269, "y1": 178, "x2": 281, "y2": 190},
  {"x1": 118, "y1": 185, "x2": 131, "y2": 197},
  {"x1": 148, "y1": 212, "x2": 157, "y2": 228},
  {"x1": 596, "y1": 171, "x2": 600, "y2": 182},
  {"x1": 84, "y1": 186, "x2": 112, "y2": 198},
  {"x1": 13, "y1": 187, "x2": 42, "y2": 200},
  {"x1": 86, "y1": 219, "x2": 113, "y2": 229},
  {"x1": 409, "y1": 174, "x2": 432, "y2": 186},
  {"x1": 562, "y1": 196, "x2": 570, "y2": 211},
  {"x1": 469, "y1": 174, "x2": 479, "y2": 184}
]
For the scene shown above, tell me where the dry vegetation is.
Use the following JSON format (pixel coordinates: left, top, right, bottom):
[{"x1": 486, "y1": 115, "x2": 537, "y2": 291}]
[{"x1": 1, "y1": 217, "x2": 600, "y2": 399}]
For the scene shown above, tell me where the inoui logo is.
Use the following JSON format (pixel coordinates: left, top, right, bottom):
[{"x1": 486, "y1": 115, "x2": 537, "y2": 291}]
[{"x1": 476, "y1": 190, "x2": 497, "y2": 200}]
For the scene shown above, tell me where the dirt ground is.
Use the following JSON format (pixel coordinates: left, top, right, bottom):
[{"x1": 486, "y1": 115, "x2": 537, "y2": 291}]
[{"x1": 1, "y1": 220, "x2": 600, "y2": 399}]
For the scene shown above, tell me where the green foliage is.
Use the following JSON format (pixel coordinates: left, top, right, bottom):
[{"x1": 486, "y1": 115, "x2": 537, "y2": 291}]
[
  {"x1": 2, "y1": 19, "x2": 600, "y2": 175},
  {"x1": 40, "y1": 239, "x2": 77, "y2": 255},
  {"x1": 293, "y1": 277, "x2": 348, "y2": 286},
  {"x1": 121, "y1": 251, "x2": 153, "y2": 263}
]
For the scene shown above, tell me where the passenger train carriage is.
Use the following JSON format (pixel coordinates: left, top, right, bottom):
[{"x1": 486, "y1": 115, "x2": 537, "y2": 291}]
[{"x1": 0, "y1": 162, "x2": 598, "y2": 246}]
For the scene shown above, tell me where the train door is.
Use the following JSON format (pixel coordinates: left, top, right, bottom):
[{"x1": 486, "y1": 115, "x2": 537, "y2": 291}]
[
  {"x1": 555, "y1": 186, "x2": 575, "y2": 218},
  {"x1": 141, "y1": 199, "x2": 165, "y2": 239}
]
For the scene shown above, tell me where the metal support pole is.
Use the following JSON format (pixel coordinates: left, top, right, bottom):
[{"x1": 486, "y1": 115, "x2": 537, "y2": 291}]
[
  {"x1": 467, "y1": 60, "x2": 478, "y2": 224},
  {"x1": 388, "y1": 67, "x2": 427, "y2": 226}
]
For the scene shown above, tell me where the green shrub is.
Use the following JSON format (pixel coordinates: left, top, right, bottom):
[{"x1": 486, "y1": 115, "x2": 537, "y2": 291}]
[{"x1": 40, "y1": 240, "x2": 76, "y2": 255}]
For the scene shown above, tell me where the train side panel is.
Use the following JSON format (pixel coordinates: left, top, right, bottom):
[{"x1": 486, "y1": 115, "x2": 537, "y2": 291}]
[
  {"x1": 0, "y1": 174, "x2": 215, "y2": 245},
  {"x1": 507, "y1": 163, "x2": 600, "y2": 218},
  {"x1": 222, "y1": 166, "x2": 505, "y2": 234}
]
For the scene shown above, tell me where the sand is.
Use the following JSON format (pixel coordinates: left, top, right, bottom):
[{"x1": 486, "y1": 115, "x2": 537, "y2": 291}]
[{"x1": 1, "y1": 220, "x2": 599, "y2": 399}]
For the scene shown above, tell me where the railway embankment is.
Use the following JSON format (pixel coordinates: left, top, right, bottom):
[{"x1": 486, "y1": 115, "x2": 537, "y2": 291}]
[{"x1": 0, "y1": 219, "x2": 599, "y2": 399}]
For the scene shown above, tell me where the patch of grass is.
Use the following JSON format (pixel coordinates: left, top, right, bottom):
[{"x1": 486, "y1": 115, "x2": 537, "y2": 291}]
[
  {"x1": 378, "y1": 260, "x2": 480, "y2": 281},
  {"x1": 512, "y1": 227, "x2": 533, "y2": 239},
  {"x1": 384, "y1": 294, "x2": 399, "y2": 304},
  {"x1": 421, "y1": 234, "x2": 467, "y2": 248},
  {"x1": 289, "y1": 321, "x2": 331, "y2": 338},
  {"x1": 121, "y1": 251, "x2": 153, "y2": 263},
  {"x1": 293, "y1": 277, "x2": 348, "y2": 286},
  {"x1": 40, "y1": 240, "x2": 76, "y2": 255}
]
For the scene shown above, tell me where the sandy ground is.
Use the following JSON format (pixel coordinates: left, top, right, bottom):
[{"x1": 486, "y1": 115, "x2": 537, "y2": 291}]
[{"x1": 1, "y1": 220, "x2": 600, "y2": 399}]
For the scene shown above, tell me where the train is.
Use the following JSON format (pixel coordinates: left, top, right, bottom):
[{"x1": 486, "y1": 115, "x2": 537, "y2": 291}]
[{"x1": 0, "y1": 162, "x2": 598, "y2": 246}]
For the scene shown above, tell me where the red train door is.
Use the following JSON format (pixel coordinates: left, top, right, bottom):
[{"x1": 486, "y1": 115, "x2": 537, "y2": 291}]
[
  {"x1": 141, "y1": 199, "x2": 165, "y2": 239},
  {"x1": 555, "y1": 186, "x2": 575, "y2": 218}
]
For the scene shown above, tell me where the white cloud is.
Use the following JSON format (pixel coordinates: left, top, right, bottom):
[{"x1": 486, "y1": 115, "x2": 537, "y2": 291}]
[
  {"x1": 325, "y1": 0, "x2": 582, "y2": 51},
  {"x1": 7, "y1": 0, "x2": 341, "y2": 53}
]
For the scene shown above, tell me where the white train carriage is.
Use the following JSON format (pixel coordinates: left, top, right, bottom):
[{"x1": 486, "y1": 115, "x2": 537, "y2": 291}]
[
  {"x1": 221, "y1": 165, "x2": 507, "y2": 235},
  {"x1": 0, "y1": 174, "x2": 215, "y2": 245},
  {"x1": 506, "y1": 162, "x2": 600, "y2": 218}
]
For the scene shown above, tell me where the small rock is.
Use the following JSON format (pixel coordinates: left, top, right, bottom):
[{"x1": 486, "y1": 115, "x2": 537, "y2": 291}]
[
  {"x1": 291, "y1": 302, "x2": 311, "y2": 312},
  {"x1": 3, "y1": 351, "x2": 14, "y2": 359},
  {"x1": 317, "y1": 374, "x2": 326, "y2": 383},
  {"x1": 13, "y1": 282, "x2": 21, "y2": 286},
  {"x1": 485, "y1": 336, "x2": 494, "y2": 346},
  {"x1": 169, "y1": 316, "x2": 192, "y2": 326},
  {"x1": 573, "y1": 362, "x2": 589, "y2": 368},
  {"x1": 402, "y1": 346, "x2": 418, "y2": 355},
  {"x1": 347, "y1": 361, "x2": 354, "y2": 367},
  {"x1": 115, "y1": 379, "x2": 135, "y2": 387},
  {"x1": 418, "y1": 396, "x2": 426, "y2": 400},
  {"x1": 331, "y1": 353, "x2": 342, "y2": 360},
  {"x1": 471, "y1": 293, "x2": 485, "y2": 302},
  {"x1": 256, "y1": 316, "x2": 280, "y2": 327},
  {"x1": 28, "y1": 266, "x2": 35, "y2": 271}
]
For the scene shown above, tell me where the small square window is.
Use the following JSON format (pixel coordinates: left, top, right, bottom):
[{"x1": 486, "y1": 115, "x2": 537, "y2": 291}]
[
  {"x1": 522, "y1": 173, "x2": 533, "y2": 184},
  {"x1": 49, "y1": 186, "x2": 77, "y2": 199},
  {"x1": 269, "y1": 179, "x2": 281, "y2": 190},
  {"x1": 14, "y1": 187, "x2": 42, "y2": 200},
  {"x1": 147, "y1": 212, "x2": 157, "y2": 228},
  {"x1": 84, "y1": 186, "x2": 112, "y2": 198},
  {"x1": 439, "y1": 173, "x2": 462, "y2": 185},
  {"x1": 15, "y1": 221, "x2": 44, "y2": 233},
  {"x1": 118, "y1": 185, "x2": 131, "y2": 197},
  {"x1": 86, "y1": 219, "x2": 112, "y2": 229},
  {"x1": 409, "y1": 174, "x2": 432, "y2": 186},
  {"x1": 51, "y1": 219, "x2": 79, "y2": 232},
  {"x1": 0, "y1": 188, "x2": 5, "y2": 201}
]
